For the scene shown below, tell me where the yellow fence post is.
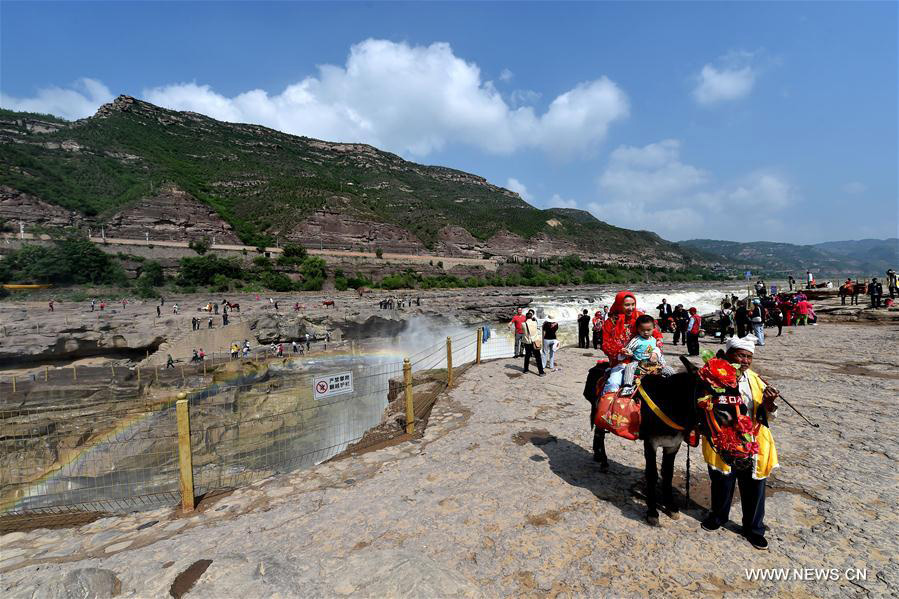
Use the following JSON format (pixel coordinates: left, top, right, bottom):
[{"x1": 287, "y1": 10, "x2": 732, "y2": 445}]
[
  {"x1": 12, "y1": 376, "x2": 15, "y2": 393},
  {"x1": 72, "y1": 365, "x2": 77, "y2": 381},
  {"x1": 476, "y1": 327, "x2": 482, "y2": 364},
  {"x1": 446, "y1": 336, "x2": 453, "y2": 388},
  {"x1": 44, "y1": 366, "x2": 49, "y2": 381},
  {"x1": 111, "y1": 365, "x2": 116, "y2": 378},
  {"x1": 403, "y1": 358, "x2": 414, "y2": 434},
  {"x1": 175, "y1": 399, "x2": 196, "y2": 512},
  {"x1": 155, "y1": 365, "x2": 159, "y2": 383},
  {"x1": 180, "y1": 365, "x2": 185, "y2": 381}
]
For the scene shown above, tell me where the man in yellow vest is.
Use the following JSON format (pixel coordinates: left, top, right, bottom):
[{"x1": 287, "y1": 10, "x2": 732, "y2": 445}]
[{"x1": 701, "y1": 334, "x2": 779, "y2": 550}]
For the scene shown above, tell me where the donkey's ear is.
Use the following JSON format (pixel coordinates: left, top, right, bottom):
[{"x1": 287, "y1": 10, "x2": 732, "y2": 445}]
[{"x1": 679, "y1": 355, "x2": 699, "y2": 374}]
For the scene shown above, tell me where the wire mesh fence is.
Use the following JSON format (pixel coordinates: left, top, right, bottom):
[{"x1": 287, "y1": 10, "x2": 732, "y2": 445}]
[{"x1": 0, "y1": 327, "x2": 515, "y2": 520}]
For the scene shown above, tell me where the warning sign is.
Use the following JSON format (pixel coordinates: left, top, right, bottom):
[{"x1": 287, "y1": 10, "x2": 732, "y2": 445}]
[{"x1": 313, "y1": 371, "x2": 354, "y2": 400}]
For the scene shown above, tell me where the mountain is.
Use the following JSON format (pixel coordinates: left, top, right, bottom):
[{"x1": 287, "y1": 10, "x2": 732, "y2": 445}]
[
  {"x1": 681, "y1": 238, "x2": 897, "y2": 277},
  {"x1": 0, "y1": 96, "x2": 706, "y2": 268}
]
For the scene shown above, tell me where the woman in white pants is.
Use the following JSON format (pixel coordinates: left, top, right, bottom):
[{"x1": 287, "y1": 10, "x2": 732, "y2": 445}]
[{"x1": 541, "y1": 314, "x2": 560, "y2": 371}]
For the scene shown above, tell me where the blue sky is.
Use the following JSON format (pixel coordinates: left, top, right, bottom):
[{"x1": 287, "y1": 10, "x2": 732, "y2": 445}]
[{"x1": 2, "y1": 1, "x2": 897, "y2": 244}]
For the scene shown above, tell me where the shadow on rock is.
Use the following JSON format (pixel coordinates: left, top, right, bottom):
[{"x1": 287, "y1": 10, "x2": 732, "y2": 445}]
[{"x1": 533, "y1": 434, "x2": 708, "y2": 525}]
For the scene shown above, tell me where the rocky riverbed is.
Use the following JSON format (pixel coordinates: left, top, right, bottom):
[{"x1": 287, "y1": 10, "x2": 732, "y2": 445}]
[{"x1": 1, "y1": 320, "x2": 896, "y2": 597}]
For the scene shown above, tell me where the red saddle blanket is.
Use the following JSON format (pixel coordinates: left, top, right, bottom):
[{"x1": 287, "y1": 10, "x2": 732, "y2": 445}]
[{"x1": 594, "y1": 390, "x2": 641, "y2": 440}]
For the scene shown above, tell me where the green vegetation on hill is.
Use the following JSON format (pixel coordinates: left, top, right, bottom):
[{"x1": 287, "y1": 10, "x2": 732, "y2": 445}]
[
  {"x1": 0, "y1": 97, "x2": 702, "y2": 261},
  {"x1": 0, "y1": 237, "x2": 127, "y2": 286},
  {"x1": 681, "y1": 238, "x2": 896, "y2": 277}
]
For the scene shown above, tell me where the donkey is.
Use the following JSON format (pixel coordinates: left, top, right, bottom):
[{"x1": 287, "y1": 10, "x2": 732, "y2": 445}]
[{"x1": 583, "y1": 357, "x2": 724, "y2": 526}]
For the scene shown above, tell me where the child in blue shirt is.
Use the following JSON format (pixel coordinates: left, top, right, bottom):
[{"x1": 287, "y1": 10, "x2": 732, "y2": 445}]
[{"x1": 604, "y1": 314, "x2": 669, "y2": 396}]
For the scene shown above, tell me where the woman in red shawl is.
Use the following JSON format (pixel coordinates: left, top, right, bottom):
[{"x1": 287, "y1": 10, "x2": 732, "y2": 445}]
[{"x1": 601, "y1": 291, "x2": 663, "y2": 367}]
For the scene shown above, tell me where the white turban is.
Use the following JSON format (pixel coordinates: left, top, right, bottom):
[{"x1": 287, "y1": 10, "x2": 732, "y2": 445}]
[{"x1": 726, "y1": 335, "x2": 757, "y2": 354}]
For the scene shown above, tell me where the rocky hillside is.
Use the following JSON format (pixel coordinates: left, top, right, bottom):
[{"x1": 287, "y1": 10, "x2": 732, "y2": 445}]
[
  {"x1": 0, "y1": 97, "x2": 708, "y2": 268},
  {"x1": 681, "y1": 238, "x2": 897, "y2": 277}
]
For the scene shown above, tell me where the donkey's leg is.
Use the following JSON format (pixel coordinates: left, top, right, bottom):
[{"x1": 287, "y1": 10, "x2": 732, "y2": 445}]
[
  {"x1": 593, "y1": 429, "x2": 609, "y2": 471},
  {"x1": 644, "y1": 440, "x2": 659, "y2": 525},
  {"x1": 661, "y1": 445, "x2": 680, "y2": 517}
]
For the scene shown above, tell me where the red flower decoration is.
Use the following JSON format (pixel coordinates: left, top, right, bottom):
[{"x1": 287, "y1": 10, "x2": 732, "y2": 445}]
[
  {"x1": 699, "y1": 358, "x2": 739, "y2": 390},
  {"x1": 735, "y1": 415, "x2": 754, "y2": 433}
]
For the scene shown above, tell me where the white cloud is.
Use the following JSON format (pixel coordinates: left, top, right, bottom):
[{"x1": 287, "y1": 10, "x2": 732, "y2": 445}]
[
  {"x1": 1, "y1": 40, "x2": 628, "y2": 158},
  {"x1": 509, "y1": 89, "x2": 541, "y2": 107},
  {"x1": 693, "y1": 52, "x2": 757, "y2": 105},
  {"x1": 0, "y1": 78, "x2": 113, "y2": 120},
  {"x1": 506, "y1": 177, "x2": 533, "y2": 202},
  {"x1": 599, "y1": 139, "x2": 709, "y2": 202},
  {"x1": 841, "y1": 181, "x2": 867, "y2": 195},
  {"x1": 591, "y1": 139, "x2": 799, "y2": 239},
  {"x1": 499, "y1": 68, "x2": 514, "y2": 82},
  {"x1": 506, "y1": 178, "x2": 578, "y2": 209},
  {"x1": 143, "y1": 39, "x2": 628, "y2": 157}
]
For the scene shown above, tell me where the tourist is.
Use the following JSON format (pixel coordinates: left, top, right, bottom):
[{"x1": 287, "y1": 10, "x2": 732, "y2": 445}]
[
  {"x1": 230, "y1": 343, "x2": 239, "y2": 359},
  {"x1": 222, "y1": 312, "x2": 229, "y2": 326},
  {"x1": 213, "y1": 303, "x2": 219, "y2": 315},
  {"x1": 508, "y1": 308, "x2": 526, "y2": 358},
  {"x1": 521, "y1": 310, "x2": 544, "y2": 376},
  {"x1": 869, "y1": 278, "x2": 883, "y2": 308},
  {"x1": 673, "y1": 304, "x2": 688, "y2": 346},
  {"x1": 99, "y1": 301, "x2": 106, "y2": 311},
  {"x1": 292, "y1": 340, "x2": 299, "y2": 354},
  {"x1": 577, "y1": 309, "x2": 591, "y2": 348},
  {"x1": 788, "y1": 276, "x2": 795, "y2": 291},
  {"x1": 191, "y1": 349, "x2": 201, "y2": 363},
  {"x1": 887, "y1": 268, "x2": 898, "y2": 299},
  {"x1": 806, "y1": 270, "x2": 814, "y2": 289},
  {"x1": 242, "y1": 340, "x2": 251, "y2": 358},
  {"x1": 277, "y1": 343, "x2": 284, "y2": 357},
  {"x1": 198, "y1": 348, "x2": 205, "y2": 361},
  {"x1": 166, "y1": 354, "x2": 175, "y2": 369},
  {"x1": 600, "y1": 290, "x2": 662, "y2": 379},
  {"x1": 734, "y1": 301, "x2": 749, "y2": 338},
  {"x1": 541, "y1": 313, "x2": 559, "y2": 372},
  {"x1": 795, "y1": 296, "x2": 812, "y2": 325},
  {"x1": 779, "y1": 295, "x2": 793, "y2": 327},
  {"x1": 618, "y1": 315, "x2": 671, "y2": 395},
  {"x1": 156, "y1": 305, "x2": 161, "y2": 318},
  {"x1": 172, "y1": 303, "x2": 178, "y2": 314},
  {"x1": 717, "y1": 302, "x2": 735, "y2": 344},
  {"x1": 750, "y1": 299, "x2": 765, "y2": 346},
  {"x1": 656, "y1": 299, "x2": 672, "y2": 331},
  {"x1": 207, "y1": 317, "x2": 213, "y2": 329},
  {"x1": 686, "y1": 307, "x2": 702, "y2": 356},
  {"x1": 90, "y1": 298, "x2": 96, "y2": 312},
  {"x1": 769, "y1": 301, "x2": 783, "y2": 336},
  {"x1": 600, "y1": 293, "x2": 661, "y2": 393},
  {"x1": 269, "y1": 342, "x2": 276, "y2": 356},
  {"x1": 305, "y1": 334, "x2": 311, "y2": 352},
  {"x1": 591, "y1": 310, "x2": 604, "y2": 349},
  {"x1": 700, "y1": 335, "x2": 780, "y2": 551},
  {"x1": 48, "y1": 299, "x2": 54, "y2": 312}
]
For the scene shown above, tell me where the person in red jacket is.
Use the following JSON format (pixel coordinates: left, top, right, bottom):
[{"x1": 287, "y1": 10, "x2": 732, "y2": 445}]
[
  {"x1": 686, "y1": 307, "x2": 702, "y2": 356},
  {"x1": 601, "y1": 291, "x2": 663, "y2": 367}
]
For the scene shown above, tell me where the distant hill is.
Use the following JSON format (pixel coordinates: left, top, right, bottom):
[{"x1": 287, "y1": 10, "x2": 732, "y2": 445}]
[
  {"x1": 0, "y1": 97, "x2": 709, "y2": 268},
  {"x1": 681, "y1": 238, "x2": 897, "y2": 277}
]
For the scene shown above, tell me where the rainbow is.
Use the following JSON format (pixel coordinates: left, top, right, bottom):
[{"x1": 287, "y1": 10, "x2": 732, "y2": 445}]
[{"x1": 1, "y1": 350, "x2": 411, "y2": 514}]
